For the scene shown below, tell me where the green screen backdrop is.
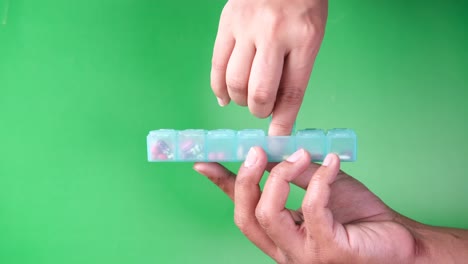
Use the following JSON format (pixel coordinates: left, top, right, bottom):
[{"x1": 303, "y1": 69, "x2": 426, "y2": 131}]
[{"x1": 0, "y1": 0, "x2": 467, "y2": 263}]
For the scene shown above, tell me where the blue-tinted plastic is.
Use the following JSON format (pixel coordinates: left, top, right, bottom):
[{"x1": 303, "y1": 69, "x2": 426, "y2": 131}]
[
  {"x1": 206, "y1": 129, "x2": 237, "y2": 161},
  {"x1": 147, "y1": 128, "x2": 357, "y2": 162},
  {"x1": 326, "y1": 129, "x2": 357, "y2": 161},
  {"x1": 237, "y1": 129, "x2": 266, "y2": 160},
  {"x1": 147, "y1": 129, "x2": 177, "y2": 161},
  {"x1": 177, "y1": 129, "x2": 206, "y2": 161},
  {"x1": 296, "y1": 129, "x2": 327, "y2": 161},
  {"x1": 266, "y1": 136, "x2": 296, "y2": 161}
]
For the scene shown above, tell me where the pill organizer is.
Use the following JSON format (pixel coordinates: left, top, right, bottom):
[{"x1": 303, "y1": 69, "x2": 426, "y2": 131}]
[{"x1": 147, "y1": 128, "x2": 357, "y2": 162}]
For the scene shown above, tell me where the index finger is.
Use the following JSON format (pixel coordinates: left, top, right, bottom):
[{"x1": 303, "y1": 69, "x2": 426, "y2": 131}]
[
  {"x1": 193, "y1": 162, "x2": 236, "y2": 201},
  {"x1": 268, "y1": 49, "x2": 316, "y2": 136}
]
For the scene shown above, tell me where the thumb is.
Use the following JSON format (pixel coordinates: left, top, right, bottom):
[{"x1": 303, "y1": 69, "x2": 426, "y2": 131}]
[{"x1": 301, "y1": 153, "x2": 340, "y2": 242}]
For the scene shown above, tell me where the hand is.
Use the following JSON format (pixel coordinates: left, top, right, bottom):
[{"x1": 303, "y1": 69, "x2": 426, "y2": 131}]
[
  {"x1": 210, "y1": 0, "x2": 328, "y2": 135},
  {"x1": 194, "y1": 148, "x2": 424, "y2": 264}
]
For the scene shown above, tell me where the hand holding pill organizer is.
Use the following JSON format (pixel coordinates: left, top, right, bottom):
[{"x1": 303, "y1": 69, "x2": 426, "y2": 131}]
[{"x1": 147, "y1": 127, "x2": 357, "y2": 162}]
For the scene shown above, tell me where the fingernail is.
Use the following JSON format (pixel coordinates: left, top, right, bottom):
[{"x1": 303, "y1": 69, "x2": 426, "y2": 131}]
[
  {"x1": 193, "y1": 163, "x2": 202, "y2": 173},
  {"x1": 322, "y1": 154, "x2": 333, "y2": 166},
  {"x1": 244, "y1": 147, "x2": 257, "y2": 168},
  {"x1": 287, "y1": 149, "x2": 304, "y2": 163},
  {"x1": 217, "y1": 97, "x2": 226, "y2": 107}
]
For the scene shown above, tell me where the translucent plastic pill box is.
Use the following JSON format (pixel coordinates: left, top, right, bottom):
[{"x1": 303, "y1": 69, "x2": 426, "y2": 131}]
[{"x1": 147, "y1": 128, "x2": 357, "y2": 162}]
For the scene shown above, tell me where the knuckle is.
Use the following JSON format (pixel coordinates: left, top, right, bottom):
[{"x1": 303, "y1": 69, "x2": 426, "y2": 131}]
[
  {"x1": 301, "y1": 177, "x2": 322, "y2": 210},
  {"x1": 219, "y1": 2, "x2": 236, "y2": 23},
  {"x1": 259, "y1": 8, "x2": 286, "y2": 40},
  {"x1": 210, "y1": 175, "x2": 224, "y2": 187},
  {"x1": 252, "y1": 89, "x2": 273, "y2": 106},
  {"x1": 288, "y1": 20, "x2": 324, "y2": 51},
  {"x1": 312, "y1": 248, "x2": 336, "y2": 264},
  {"x1": 276, "y1": 258, "x2": 288, "y2": 264},
  {"x1": 278, "y1": 87, "x2": 304, "y2": 105},
  {"x1": 263, "y1": 8, "x2": 286, "y2": 29},
  {"x1": 274, "y1": 254, "x2": 290, "y2": 264},
  {"x1": 213, "y1": 177, "x2": 229, "y2": 193},
  {"x1": 233, "y1": 212, "x2": 249, "y2": 231},
  {"x1": 235, "y1": 174, "x2": 254, "y2": 187},
  {"x1": 220, "y1": 2, "x2": 231, "y2": 17},
  {"x1": 211, "y1": 58, "x2": 227, "y2": 72},
  {"x1": 269, "y1": 166, "x2": 288, "y2": 180},
  {"x1": 301, "y1": 200, "x2": 315, "y2": 215},
  {"x1": 255, "y1": 205, "x2": 272, "y2": 229},
  {"x1": 226, "y1": 78, "x2": 247, "y2": 94},
  {"x1": 295, "y1": 18, "x2": 324, "y2": 43},
  {"x1": 300, "y1": 22, "x2": 320, "y2": 40}
]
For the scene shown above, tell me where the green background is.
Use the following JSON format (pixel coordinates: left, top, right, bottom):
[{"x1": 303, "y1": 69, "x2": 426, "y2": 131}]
[{"x1": 0, "y1": 0, "x2": 467, "y2": 263}]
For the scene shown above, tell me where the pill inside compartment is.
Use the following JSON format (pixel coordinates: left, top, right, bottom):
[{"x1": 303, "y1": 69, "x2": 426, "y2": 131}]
[
  {"x1": 147, "y1": 129, "x2": 177, "y2": 161},
  {"x1": 206, "y1": 129, "x2": 237, "y2": 161},
  {"x1": 237, "y1": 129, "x2": 266, "y2": 160},
  {"x1": 177, "y1": 129, "x2": 206, "y2": 161},
  {"x1": 326, "y1": 129, "x2": 357, "y2": 161},
  {"x1": 265, "y1": 136, "x2": 296, "y2": 162},
  {"x1": 296, "y1": 129, "x2": 327, "y2": 162}
]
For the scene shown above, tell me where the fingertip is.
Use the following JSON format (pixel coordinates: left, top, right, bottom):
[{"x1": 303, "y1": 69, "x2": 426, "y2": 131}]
[
  {"x1": 216, "y1": 97, "x2": 230, "y2": 107},
  {"x1": 244, "y1": 146, "x2": 268, "y2": 169},
  {"x1": 193, "y1": 162, "x2": 221, "y2": 175},
  {"x1": 267, "y1": 119, "x2": 294, "y2": 136},
  {"x1": 322, "y1": 153, "x2": 339, "y2": 167},
  {"x1": 210, "y1": 76, "x2": 230, "y2": 106},
  {"x1": 302, "y1": 149, "x2": 312, "y2": 162},
  {"x1": 268, "y1": 126, "x2": 288, "y2": 137},
  {"x1": 252, "y1": 146, "x2": 266, "y2": 158},
  {"x1": 321, "y1": 154, "x2": 332, "y2": 167},
  {"x1": 193, "y1": 162, "x2": 205, "y2": 174},
  {"x1": 286, "y1": 148, "x2": 305, "y2": 163}
]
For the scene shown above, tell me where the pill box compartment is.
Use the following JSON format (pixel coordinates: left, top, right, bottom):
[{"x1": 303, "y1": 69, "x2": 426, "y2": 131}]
[
  {"x1": 266, "y1": 136, "x2": 296, "y2": 162},
  {"x1": 237, "y1": 129, "x2": 266, "y2": 160},
  {"x1": 326, "y1": 129, "x2": 357, "y2": 161},
  {"x1": 206, "y1": 129, "x2": 237, "y2": 161},
  {"x1": 148, "y1": 129, "x2": 177, "y2": 161},
  {"x1": 296, "y1": 129, "x2": 326, "y2": 161},
  {"x1": 177, "y1": 129, "x2": 206, "y2": 161}
]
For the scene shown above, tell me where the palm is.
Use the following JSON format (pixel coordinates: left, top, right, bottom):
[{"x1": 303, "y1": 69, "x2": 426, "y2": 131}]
[
  {"x1": 305, "y1": 170, "x2": 417, "y2": 263},
  {"x1": 326, "y1": 171, "x2": 390, "y2": 223},
  {"x1": 267, "y1": 162, "x2": 418, "y2": 263}
]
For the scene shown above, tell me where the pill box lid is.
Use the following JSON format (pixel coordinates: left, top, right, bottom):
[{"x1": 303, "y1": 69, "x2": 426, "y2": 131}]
[
  {"x1": 238, "y1": 129, "x2": 265, "y2": 138},
  {"x1": 207, "y1": 129, "x2": 236, "y2": 137}
]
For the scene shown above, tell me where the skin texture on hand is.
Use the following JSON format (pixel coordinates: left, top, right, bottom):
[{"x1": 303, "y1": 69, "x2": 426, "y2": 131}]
[
  {"x1": 210, "y1": 0, "x2": 328, "y2": 136},
  {"x1": 194, "y1": 148, "x2": 468, "y2": 264}
]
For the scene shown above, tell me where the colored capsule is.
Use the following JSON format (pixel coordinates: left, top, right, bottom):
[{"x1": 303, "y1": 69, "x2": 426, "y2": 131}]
[
  {"x1": 181, "y1": 140, "x2": 195, "y2": 152},
  {"x1": 180, "y1": 140, "x2": 204, "y2": 160},
  {"x1": 208, "y1": 152, "x2": 217, "y2": 160},
  {"x1": 217, "y1": 152, "x2": 225, "y2": 160},
  {"x1": 151, "y1": 140, "x2": 174, "y2": 160},
  {"x1": 157, "y1": 153, "x2": 168, "y2": 160},
  {"x1": 156, "y1": 140, "x2": 171, "y2": 154}
]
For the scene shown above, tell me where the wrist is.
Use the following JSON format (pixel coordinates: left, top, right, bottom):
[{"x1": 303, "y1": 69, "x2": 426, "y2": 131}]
[{"x1": 395, "y1": 213, "x2": 468, "y2": 264}]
